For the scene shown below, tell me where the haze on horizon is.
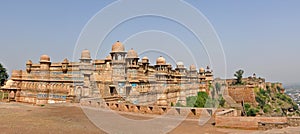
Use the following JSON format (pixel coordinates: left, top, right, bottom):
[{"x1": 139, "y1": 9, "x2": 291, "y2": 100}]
[{"x1": 0, "y1": 0, "x2": 299, "y2": 86}]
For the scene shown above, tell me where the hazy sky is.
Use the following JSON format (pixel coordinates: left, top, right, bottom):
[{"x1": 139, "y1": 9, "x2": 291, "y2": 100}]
[{"x1": 0, "y1": 0, "x2": 299, "y2": 85}]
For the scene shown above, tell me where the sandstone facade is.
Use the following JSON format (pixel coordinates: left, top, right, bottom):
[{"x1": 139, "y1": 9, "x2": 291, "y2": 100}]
[{"x1": 1, "y1": 41, "x2": 213, "y2": 106}]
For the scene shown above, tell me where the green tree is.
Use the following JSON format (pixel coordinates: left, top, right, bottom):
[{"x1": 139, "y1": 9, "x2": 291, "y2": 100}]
[
  {"x1": 186, "y1": 96, "x2": 197, "y2": 107},
  {"x1": 215, "y1": 82, "x2": 221, "y2": 94},
  {"x1": 234, "y1": 69, "x2": 244, "y2": 85},
  {"x1": 194, "y1": 92, "x2": 208, "y2": 107},
  {"x1": 0, "y1": 63, "x2": 9, "y2": 86},
  {"x1": 186, "y1": 92, "x2": 218, "y2": 108}
]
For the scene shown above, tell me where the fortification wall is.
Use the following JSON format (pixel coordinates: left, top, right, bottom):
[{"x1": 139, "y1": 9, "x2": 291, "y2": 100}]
[
  {"x1": 80, "y1": 98, "x2": 214, "y2": 119},
  {"x1": 227, "y1": 86, "x2": 256, "y2": 104},
  {"x1": 215, "y1": 116, "x2": 287, "y2": 129}
]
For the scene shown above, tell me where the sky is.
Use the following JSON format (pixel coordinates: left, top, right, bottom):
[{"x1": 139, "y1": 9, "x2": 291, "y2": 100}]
[{"x1": 0, "y1": 0, "x2": 299, "y2": 85}]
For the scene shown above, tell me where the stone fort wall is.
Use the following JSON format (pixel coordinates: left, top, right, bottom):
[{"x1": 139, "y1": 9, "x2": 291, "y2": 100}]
[
  {"x1": 215, "y1": 116, "x2": 287, "y2": 129},
  {"x1": 2, "y1": 41, "x2": 213, "y2": 106},
  {"x1": 215, "y1": 109, "x2": 300, "y2": 130},
  {"x1": 80, "y1": 98, "x2": 214, "y2": 119},
  {"x1": 227, "y1": 86, "x2": 256, "y2": 104}
]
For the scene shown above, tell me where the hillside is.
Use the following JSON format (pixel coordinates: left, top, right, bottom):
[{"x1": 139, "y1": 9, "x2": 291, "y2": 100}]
[{"x1": 243, "y1": 85, "x2": 299, "y2": 117}]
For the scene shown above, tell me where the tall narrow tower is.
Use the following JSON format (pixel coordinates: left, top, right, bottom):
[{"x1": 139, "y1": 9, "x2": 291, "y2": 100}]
[
  {"x1": 126, "y1": 48, "x2": 139, "y2": 81},
  {"x1": 37, "y1": 55, "x2": 51, "y2": 105},
  {"x1": 79, "y1": 49, "x2": 93, "y2": 97},
  {"x1": 110, "y1": 41, "x2": 127, "y2": 96}
]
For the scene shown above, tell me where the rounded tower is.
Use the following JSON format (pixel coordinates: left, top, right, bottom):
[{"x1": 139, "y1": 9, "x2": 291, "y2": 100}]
[{"x1": 80, "y1": 49, "x2": 92, "y2": 63}]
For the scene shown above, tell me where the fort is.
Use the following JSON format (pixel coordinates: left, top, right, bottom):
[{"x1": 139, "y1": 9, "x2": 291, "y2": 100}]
[
  {"x1": 0, "y1": 41, "x2": 213, "y2": 106},
  {"x1": 2, "y1": 41, "x2": 300, "y2": 132}
]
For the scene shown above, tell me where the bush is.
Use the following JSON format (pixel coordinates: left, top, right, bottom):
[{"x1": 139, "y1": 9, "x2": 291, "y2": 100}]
[
  {"x1": 244, "y1": 103, "x2": 251, "y2": 111},
  {"x1": 259, "y1": 88, "x2": 266, "y2": 96},
  {"x1": 276, "y1": 93, "x2": 293, "y2": 103},
  {"x1": 293, "y1": 103, "x2": 299, "y2": 110},
  {"x1": 256, "y1": 96, "x2": 265, "y2": 108},
  {"x1": 275, "y1": 108, "x2": 281, "y2": 113},
  {"x1": 255, "y1": 88, "x2": 269, "y2": 109},
  {"x1": 276, "y1": 86, "x2": 282, "y2": 92},
  {"x1": 175, "y1": 102, "x2": 185, "y2": 107},
  {"x1": 263, "y1": 104, "x2": 272, "y2": 113},
  {"x1": 194, "y1": 92, "x2": 209, "y2": 108},
  {"x1": 247, "y1": 108, "x2": 258, "y2": 116},
  {"x1": 218, "y1": 95, "x2": 225, "y2": 107},
  {"x1": 186, "y1": 91, "x2": 216, "y2": 108},
  {"x1": 186, "y1": 96, "x2": 197, "y2": 107}
]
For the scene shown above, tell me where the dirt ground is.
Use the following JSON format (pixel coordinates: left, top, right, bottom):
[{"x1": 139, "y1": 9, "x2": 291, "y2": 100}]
[{"x1": 0, "y1": 102, "x2": 274, "y2": 134}]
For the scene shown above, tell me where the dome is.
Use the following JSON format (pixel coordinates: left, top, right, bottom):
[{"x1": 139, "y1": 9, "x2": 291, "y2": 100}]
[
  {"x1": 156, "y1": 56, "x2": 166, "y2": 65},
  {"x1": 176, "y1": 61, "x2": 184, "y2": 66},
  {"x1": 190, "y1": 64, "x2": 196, "y2": 70},
  {"x1": 5, "y1": 80, "x2": 14, "y2": 86},
  {"x1": 26, "y1": 60, "x2": 32, "y2": 65},
  {"x1": 142, "y1": 56, "x2": 149, "y2": 63},
  {"x1": 2, "y1": 80, "x2": 14, "y2": 88},
  {"x1": 199, "y1": 67, "x2": 205, "y2": 73},
  {"x1": 40, "y1": 55, "x2": 50, "y2": 62},
  {"x1": 81, "y1": 49, "x2": 91, "y2": 59},
  {"x1": 111, "y1": 41, "x2": 125, "y2": 52},
  {"x1": 62, "y1": 58, "x2": 69, "y2": 64},
  {"x1": 176, "y1": 61, "x2": 184, "y2": 68},
  {"x1": 126, "y1": 48, "x2": 138, "y2": 58},
  {"x1": 142, "y1": 57, "x2": 148, "y2": 60},
  {"x1": 105, "y1": 55, "x2": 112, "y2": 60}
]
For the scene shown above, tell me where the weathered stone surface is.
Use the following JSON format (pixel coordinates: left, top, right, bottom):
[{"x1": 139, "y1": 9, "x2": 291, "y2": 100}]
[{"x1": 1, "y1": 41, "x2": 213, "y2": 106}]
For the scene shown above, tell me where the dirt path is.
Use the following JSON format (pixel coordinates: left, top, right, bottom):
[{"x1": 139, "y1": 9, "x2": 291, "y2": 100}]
[
  {"x1": 0, "y1": 102, "x2": 285, "y2": 134},
  {"x1": 0, "y1": 102, "x2": 105, "y2": 134}
]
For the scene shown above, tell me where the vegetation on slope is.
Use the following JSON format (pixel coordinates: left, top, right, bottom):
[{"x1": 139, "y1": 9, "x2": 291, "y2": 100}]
[{"x1": 245, "y1": 86, "x2": 300, "y2": 117}]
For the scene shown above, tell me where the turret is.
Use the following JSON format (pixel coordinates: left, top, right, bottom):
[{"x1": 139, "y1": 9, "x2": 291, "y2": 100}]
[
  {"x1": 80, "y1": 49, "x2": 92, "y2": 63},
  {"x1": 40, "y1": 55, "x2": 51, "y2": 71},
  {"x1": 62, "y1": 58, "x2": 69, "y2": 73},
  {"x1": 26, "y1": 60, "x2": 32, "y2": 73}
]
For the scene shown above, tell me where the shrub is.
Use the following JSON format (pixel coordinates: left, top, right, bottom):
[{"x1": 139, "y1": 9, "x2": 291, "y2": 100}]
[
  {"x1": 263, "y1": 104, "x2": 272, "y2": 113},
  {"x1": 186, "y1": 96, "x2": 197, "y2": 107},
  {"x1": 259, "y1": 88, "x2": 266, "y2": 96},
  {"x1": 275, "y1": 108, "x2": 281, "y2": 113},
  {"x1": 244, "y1": 103, "x2": 251, "y2": 111},
  {"x1": 194, "y1": 92, "x2": 209, "y2": 108},
  {"x1": 218, "y1": 95, "x2": 225, "y2": 107},
  {"x1": 247, "y1": 108, "x2": 257, "y2": 116},
  {"x1": 175, "y1": 102, "x2": 185, "y2": 107},
  {"x1": 186, "y1": 91, "x2": 216, "y2": 108},
  {"x1": 256, "y1": 96, "x2": 265, "y2": 108},
  {"x1": 278, "y1": 100, "x2": 283, "y2": 106},
  {"x1": 276, "y1": 86, "x2": 282, "y2": 92},
  {"x1": 293, "y1": 103, "x2": 299, "y2": 110}
]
